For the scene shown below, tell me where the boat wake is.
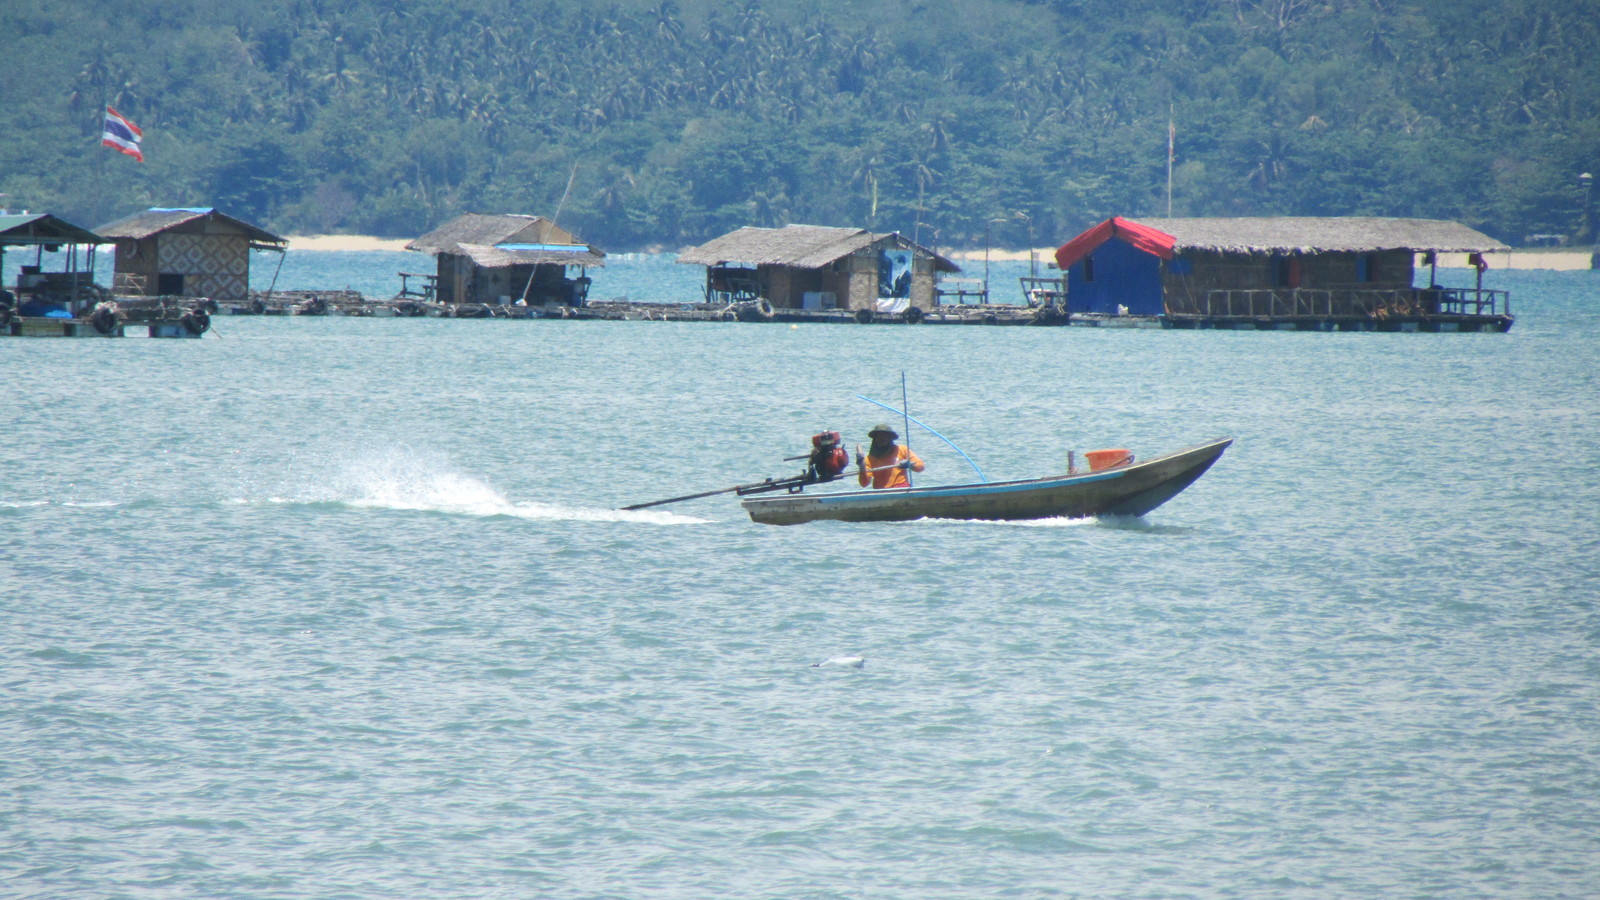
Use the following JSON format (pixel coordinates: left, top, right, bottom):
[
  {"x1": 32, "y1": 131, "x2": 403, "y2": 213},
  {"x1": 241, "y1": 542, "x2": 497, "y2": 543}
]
[
  {"x1": 1, "y1": 499, "x2": 125, "y2": 511},
  {"x1": 233, "y1": 447, "x2": 708, "y2": 525},
  {"x1": 914, "y1": 515, "x2": 1099, "y2": 528}
]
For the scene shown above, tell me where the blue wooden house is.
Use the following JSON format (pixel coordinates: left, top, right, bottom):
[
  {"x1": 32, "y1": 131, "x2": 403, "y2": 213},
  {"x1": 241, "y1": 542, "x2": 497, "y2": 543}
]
[{"x1": 1052, "y1": 216, "x2": 1515, "y2": 331}]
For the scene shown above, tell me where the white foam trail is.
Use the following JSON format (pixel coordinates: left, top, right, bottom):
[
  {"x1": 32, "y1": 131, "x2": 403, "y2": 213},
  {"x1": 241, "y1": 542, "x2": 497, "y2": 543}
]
[
  {"x1": 0, "y1": 499, "x2": 123, "y2": 509},
  {"x1": 239, "y1": 446, "x2": 709, "y2": 524},
  {"x1": 813, "y1": 656, "x2": 867, "y2": 669},
  {"x1": 915, "y1": 515, "x2": 1097, "y2": 528}
]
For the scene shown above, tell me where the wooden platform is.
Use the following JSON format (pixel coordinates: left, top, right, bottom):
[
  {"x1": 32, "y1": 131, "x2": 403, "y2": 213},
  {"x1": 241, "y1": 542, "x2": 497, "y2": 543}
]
[
  {"x1": 1163, "y1": 314, "x2": 1513, "y2": 333},
  {"x1": 192, "y1": 290, "x2": 1516, "y2": 333}
]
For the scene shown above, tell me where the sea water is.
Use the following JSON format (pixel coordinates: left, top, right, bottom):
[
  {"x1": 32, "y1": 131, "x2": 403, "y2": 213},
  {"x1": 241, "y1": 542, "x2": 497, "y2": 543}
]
[{"x1": 2, "y1": 257, "x2": 1598, "y2": 899}]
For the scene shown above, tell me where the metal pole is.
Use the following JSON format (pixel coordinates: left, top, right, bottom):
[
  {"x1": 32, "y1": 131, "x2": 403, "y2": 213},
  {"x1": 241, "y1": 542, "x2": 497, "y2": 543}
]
[
  {"x1": 1167, "y1": 105, "x2": 1175, "y2": 217},
  {"x1": 983, "y1": 220, "x2": 990, "y2": 300},
  {"x1": 1580, "y1": 172, "x2": 1594, "y2": 245},
  {"x1": 900, "y1": 372, "x2": 912, "y2": 487}
]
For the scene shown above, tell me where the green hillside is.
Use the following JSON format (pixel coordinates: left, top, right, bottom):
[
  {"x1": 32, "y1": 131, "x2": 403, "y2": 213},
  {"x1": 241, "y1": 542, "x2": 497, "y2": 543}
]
[{"x1": 3, "y1": 0, "x2": 1596, "y2": 249}]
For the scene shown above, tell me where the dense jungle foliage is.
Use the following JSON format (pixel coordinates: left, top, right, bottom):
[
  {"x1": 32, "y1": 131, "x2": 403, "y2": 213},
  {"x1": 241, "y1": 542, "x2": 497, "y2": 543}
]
[{"x1": 3, "y1": 0, "x2": 1597, "y2": 250}]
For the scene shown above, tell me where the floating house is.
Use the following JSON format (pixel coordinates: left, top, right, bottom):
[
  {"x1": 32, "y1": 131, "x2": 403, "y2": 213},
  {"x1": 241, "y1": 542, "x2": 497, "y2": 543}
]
[
  {"x1": 96, "y1": 207, "x2": 287, "y2": 306},
  {"x1": 0, "y1": 213, "x2": 110, "y2": 336},
  {"x1": 676, "y1": 224, "x2": 959, "y2": 314},
  {"x1": 1053, "y1": 217, "x2": 1514, "y2": 331},
  {"x1": 405, "y1": 213, "x2": 604, "y2": 307}
]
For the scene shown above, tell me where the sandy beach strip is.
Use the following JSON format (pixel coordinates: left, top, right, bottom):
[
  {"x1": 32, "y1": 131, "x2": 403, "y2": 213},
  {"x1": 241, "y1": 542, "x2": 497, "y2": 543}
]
[{"x1": 285, "y1": 234, "x2": 413, "y2": 252}]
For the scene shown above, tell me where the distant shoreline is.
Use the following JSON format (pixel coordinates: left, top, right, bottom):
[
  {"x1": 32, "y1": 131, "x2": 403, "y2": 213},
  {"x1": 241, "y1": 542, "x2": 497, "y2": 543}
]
[{"x1": 282, "y1": 235, "x2": 1595, "y2": 270}]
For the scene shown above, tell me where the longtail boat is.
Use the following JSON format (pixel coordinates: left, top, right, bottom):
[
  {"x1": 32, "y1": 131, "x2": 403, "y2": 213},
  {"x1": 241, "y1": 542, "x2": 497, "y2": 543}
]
[{"x1": 739, "y1": 437, "x2": 1232, "y2": 526}]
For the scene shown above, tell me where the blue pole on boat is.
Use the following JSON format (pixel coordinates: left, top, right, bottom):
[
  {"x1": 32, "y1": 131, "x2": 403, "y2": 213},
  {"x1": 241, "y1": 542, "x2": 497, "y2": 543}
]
[{"x1": 856, "y1": 394, "x2": 987, "y2": 483}]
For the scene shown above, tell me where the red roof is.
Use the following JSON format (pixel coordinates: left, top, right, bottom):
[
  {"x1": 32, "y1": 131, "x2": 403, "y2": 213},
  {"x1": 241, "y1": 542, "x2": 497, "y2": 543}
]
[{"x1": 1054, "y1": 217, "x2": 1176, "y2": 269}]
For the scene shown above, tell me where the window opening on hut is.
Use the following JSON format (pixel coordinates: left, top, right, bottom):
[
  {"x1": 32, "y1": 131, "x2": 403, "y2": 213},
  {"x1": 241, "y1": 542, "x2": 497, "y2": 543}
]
[
  {"x1": 1082, "y1": 254, "x2": 1095, "y2": 283},
  {"x1": 158, "y1": 273, "x2": 185, "y2": 295},
  {"x1": 1358, "y1": 252, "x2": 1379, "y2": 283},
  {"x1": 1271, "y1": 254, "x2": 1300, "y2": 288}
]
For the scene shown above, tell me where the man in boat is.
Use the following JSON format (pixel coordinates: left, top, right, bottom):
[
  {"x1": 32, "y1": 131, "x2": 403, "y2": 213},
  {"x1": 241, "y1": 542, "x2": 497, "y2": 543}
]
[
  {"x1": 857, "y1": 424, "x2": 925, "y2": 489},
  {"x1": 804, "y1": 430, "x2": 850, "y2": 484}
]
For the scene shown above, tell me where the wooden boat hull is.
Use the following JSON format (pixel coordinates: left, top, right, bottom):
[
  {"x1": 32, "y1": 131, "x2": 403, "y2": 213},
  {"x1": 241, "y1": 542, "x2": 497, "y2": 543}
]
[{"x1": 741, "y1": 437, "x2": 1232, "y2": 526}]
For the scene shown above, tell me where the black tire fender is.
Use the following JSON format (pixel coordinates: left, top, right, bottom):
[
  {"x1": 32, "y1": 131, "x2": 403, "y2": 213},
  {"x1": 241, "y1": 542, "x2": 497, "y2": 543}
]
[{"x1": 91, "y1": 304, "x2": 119, "y2": 335}]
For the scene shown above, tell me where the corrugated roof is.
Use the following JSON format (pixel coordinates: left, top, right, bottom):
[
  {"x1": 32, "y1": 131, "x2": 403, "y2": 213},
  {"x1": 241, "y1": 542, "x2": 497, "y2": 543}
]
[
  {"x1": 407, "y1": 213, "x2": 591, "y2": 255},
  {"x1": 453, "y1": 242, "x2": 605, "y2": 268},
  {"x1": 0, "y1": 213, "x2": 104, "y2": 245},
  {"x1": 94, "y1": 208, "x2": 287, "y2": 247},
  {"x1": 1124, "y1": 217, "x2": 1509, "y2": 254},
  {"x1": 677, "y1": 224, "x2": 959, "y2": 271}
]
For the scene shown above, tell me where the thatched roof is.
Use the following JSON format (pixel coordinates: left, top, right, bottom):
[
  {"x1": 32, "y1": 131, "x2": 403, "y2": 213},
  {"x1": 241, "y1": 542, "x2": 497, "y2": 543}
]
[
  {"x1": 0, "y1": 213, "x2": 103, "y2": 246},
  {"x1": 677, "y1": 224, "x2": 959, "y2": 272},
  {"x1": 95, "y1": 207, "x2": 286, "y2": 249},
  {"x1": 453, "y1": 242, "x2": 606, "y2": 269},
  {"x1": 407, "y1": 213, "x2": 595, "y2": 256},
  {"x1": 1125, "y1": 217, "x2": 1509, "y2": 254}
]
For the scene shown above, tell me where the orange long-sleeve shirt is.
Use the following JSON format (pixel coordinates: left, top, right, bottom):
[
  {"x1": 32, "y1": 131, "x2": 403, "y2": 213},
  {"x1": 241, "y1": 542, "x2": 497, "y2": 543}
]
[{"x1": 858, "y1": 445, "x2": 925, "y2": 489}]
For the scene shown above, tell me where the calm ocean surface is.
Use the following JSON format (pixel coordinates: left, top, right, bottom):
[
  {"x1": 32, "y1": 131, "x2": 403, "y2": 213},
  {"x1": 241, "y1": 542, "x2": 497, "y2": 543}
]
[{"x1": 3, "y1": 255, "x2": 1598, "y2": 899}]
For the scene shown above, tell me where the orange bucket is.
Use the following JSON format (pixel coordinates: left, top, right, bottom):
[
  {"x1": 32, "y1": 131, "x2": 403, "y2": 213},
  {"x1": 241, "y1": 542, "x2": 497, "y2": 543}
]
[{"x1": 1084, "y1": 448, "x2": 1134, "y2": 471}]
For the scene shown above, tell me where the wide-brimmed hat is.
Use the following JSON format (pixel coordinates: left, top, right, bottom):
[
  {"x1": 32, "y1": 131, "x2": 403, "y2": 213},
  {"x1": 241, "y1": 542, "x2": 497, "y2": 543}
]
[{"x1": 868, "y1": 423, "x2": 897, "y2": 439}]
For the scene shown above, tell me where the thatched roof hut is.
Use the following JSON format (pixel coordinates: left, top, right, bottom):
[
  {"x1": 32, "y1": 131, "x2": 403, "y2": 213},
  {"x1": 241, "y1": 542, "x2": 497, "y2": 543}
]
[
  {"x1": 1098, "y1": 217, "x2": 1507, "y2": 256},
  {"x1": 407, "y1": 213, "x2": 604, "y2": 306},
  {"x1": 97, "y1": 208, "x2": 287, "y2": 248},
  {"x1": 96, "y1": 207, "x2": 286, "y2": 305},
  {"x1": 678, "y1": 224, "x2": 958, "y2": 311},
  {"x1": 1053, "y1": 216, "x2": 1509, "y2": 318}
]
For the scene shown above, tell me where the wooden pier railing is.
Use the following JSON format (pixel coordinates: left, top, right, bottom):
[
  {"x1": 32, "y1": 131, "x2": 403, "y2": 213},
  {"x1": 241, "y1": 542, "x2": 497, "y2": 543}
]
[{"x1": 1178, "y1": 286, "x2": 1511, "y2": 320}]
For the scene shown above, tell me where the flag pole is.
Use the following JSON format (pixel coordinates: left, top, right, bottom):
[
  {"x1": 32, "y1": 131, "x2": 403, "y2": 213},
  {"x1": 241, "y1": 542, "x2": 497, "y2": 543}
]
[
  {"x1": 94, "y1": 104, "x2": 106, "y2": 227},
  {"x1": 1166, "y1": 104, "x2": 1175, "y2": 217}
]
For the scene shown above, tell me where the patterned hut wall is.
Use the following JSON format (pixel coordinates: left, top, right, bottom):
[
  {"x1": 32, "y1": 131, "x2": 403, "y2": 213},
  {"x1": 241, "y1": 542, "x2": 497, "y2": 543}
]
[
  {"x1": 112, "y1": 238, "x2": 162, "y2": 295},
  {"x1": 765, "y1": 265, "x2": 840, "y2": 309},
  {"x1": 1296, "y1": 250, "x2": 1411, "y2": 289},
  {"x1": 845, "y1": 254, "x2": 878, "y2": 310},
  {"x1": 471, "y1": 263, "x2": 526, "y2": 304},
  {"x1": 436, "y1": 254, "x2": 469, "y2": 303},
  {"x1": 1161, "y1": 249, "x2": 1419, "y2": 316},
  {"x1": 155, "y1": 233, "x2": 250, "y2": 304},
  {"x1": 1162, "y1": 251, "x2": 1270, "y2": 308},
  {"x1": 766, "y1": 265, "x2": 798, "y2": 308},
  {"x1": 822, "y1": 265, "x2": 851, "y2": 305},
  {"x1": 910, "y1": 257, "x2": 936, "y2": 310},
  {"x1": 1370, "y1": 250, "x2": 1415, "y2": 288}
]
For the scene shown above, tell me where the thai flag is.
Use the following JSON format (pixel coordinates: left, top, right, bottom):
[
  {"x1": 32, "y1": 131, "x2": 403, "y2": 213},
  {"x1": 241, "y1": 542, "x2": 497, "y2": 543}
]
[{"x1": 102, "y1": 107, "x2": 143, "y2": 162}]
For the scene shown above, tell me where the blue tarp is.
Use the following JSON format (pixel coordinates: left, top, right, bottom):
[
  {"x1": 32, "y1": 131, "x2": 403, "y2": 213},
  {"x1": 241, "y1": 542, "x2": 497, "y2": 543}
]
[{"x1": 19, "y1": 300, "x2": 71, "y2": 318}]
